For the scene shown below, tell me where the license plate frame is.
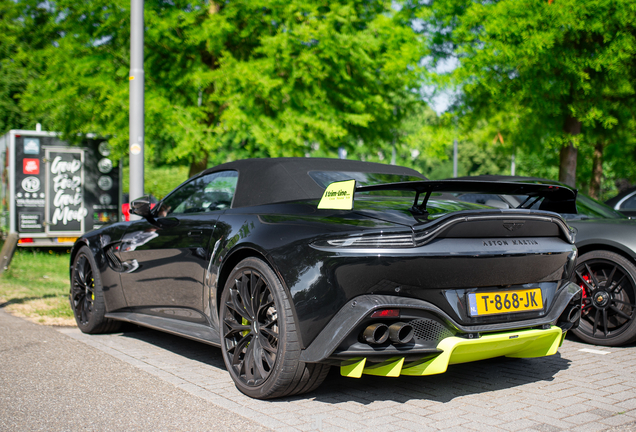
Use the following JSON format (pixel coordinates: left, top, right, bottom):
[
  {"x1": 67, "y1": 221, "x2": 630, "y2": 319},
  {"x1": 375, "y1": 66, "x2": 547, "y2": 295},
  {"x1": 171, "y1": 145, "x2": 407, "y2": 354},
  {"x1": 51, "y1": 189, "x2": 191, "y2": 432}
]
[{"x1": 467, "y1": 288, "x2": 543, "y2": 317}]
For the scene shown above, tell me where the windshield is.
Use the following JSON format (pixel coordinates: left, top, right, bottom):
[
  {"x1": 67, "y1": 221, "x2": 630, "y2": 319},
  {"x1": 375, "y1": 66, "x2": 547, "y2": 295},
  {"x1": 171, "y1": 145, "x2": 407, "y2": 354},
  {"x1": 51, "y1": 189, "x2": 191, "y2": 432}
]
[{"x1": 570, "y1": 194, "x2": 625, "y2": 220}]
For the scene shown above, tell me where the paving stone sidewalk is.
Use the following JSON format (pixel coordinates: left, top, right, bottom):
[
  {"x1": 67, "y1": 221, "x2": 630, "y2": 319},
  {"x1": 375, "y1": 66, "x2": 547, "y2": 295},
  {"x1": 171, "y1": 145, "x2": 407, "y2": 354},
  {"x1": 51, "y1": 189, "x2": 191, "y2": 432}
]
[{"x1": 58, "y1": 326, "x2": 636, "y2": 432}]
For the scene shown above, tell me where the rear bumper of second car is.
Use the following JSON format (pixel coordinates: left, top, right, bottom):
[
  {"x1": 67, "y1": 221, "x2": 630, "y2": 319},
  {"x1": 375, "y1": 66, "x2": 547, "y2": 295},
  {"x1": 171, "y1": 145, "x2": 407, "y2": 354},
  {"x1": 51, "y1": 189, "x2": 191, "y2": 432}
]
[{"x1": 300, "y1": 281, "x2": 581, "y2": 376}]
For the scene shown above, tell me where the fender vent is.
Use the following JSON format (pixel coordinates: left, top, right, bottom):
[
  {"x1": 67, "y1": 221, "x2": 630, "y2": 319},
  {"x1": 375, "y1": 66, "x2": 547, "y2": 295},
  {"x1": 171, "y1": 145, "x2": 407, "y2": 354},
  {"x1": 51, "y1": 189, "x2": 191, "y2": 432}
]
[
  {"x1": 105, "y1": 246, "x2": 123, "y2": 271},
  {"x1": 411, "y1": 318, "x2": 454, "y2": 342}
]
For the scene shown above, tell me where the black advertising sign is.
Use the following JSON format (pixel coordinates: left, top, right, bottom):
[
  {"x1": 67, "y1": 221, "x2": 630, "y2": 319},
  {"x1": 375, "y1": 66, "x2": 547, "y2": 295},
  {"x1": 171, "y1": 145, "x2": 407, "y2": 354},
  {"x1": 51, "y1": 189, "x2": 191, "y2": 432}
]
[
  {"x1": 5, "y1": 131, "x2": 121, "y2": 241},
  {"x1": 14, "y1": 135, "x2": 65, "y2": 233},
  {"x1": 45, "y1": 148, "x2": 86, "y2": 234}
]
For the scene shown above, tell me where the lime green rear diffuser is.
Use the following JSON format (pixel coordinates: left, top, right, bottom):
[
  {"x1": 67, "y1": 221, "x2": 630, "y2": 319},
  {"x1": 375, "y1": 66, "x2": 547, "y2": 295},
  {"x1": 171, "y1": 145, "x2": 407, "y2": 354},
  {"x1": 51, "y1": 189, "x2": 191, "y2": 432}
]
[{"x1": 341, "y1": 326, "x2": 564, "y2": 378}]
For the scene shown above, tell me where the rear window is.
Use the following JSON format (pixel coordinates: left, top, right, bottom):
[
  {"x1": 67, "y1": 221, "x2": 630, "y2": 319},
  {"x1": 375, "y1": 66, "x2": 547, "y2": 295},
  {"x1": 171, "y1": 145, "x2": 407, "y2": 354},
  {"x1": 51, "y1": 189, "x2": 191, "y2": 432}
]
[
  {"x1": 309, "y1": 171, "x2": 423, "y2": 188},
  {"x1": 309, "y1": 171, "x2": 424, "y2": 198}
]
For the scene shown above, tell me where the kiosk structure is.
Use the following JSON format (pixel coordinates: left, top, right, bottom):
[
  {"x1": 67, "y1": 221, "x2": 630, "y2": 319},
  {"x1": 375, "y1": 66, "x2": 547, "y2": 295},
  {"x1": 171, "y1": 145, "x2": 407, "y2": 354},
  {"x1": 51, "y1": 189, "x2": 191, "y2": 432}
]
[{"x1": 0, "y1": 128, "x2": 121, "y2": 251}]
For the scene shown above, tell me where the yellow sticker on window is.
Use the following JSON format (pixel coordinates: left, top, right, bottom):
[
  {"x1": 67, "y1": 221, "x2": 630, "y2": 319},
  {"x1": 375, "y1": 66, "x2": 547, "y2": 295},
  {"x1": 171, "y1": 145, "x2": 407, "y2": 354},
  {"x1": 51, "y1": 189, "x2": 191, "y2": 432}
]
[{"x1": 317, "y1": 180, "x2": 356, "y2": 210}]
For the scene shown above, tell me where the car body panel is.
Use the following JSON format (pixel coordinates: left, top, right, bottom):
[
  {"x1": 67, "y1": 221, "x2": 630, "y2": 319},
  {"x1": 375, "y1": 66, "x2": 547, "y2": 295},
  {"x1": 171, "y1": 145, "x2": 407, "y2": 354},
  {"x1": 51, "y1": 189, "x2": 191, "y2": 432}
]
[
  {"x1": 571, "y1": 218, "x2": 636, "y2": 260},
  {"x1": 116, "y1": 214, "x2": 219, "y2": 324}
]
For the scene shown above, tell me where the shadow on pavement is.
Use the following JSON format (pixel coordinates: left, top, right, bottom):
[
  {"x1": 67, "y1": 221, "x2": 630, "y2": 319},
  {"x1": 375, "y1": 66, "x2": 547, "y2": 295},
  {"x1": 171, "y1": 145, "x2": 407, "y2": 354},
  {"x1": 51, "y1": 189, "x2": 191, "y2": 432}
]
[
  {"x1": 117, "y1": 325, "x2": 227, "y2": 370},
  {"x1": 307, "y1": 353, "x2": 571, "y2": 404},
  {"x1": 113, "y1": 325, "x2": 572, "y2": 404}
]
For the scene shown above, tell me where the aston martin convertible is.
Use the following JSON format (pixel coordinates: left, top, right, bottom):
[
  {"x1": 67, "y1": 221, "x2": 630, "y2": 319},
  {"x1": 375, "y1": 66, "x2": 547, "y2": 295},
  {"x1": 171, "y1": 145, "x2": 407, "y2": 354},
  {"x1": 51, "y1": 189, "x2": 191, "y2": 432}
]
[{"x1": 70, "y1": 158, "x2": 581, "y2": 399}]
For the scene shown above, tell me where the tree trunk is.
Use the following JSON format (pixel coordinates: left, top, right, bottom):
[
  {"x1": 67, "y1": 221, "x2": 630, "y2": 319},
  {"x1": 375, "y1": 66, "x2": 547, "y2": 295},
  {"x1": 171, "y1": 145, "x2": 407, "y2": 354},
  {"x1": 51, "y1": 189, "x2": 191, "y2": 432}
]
[
  {"x1": 589, "y1": 142, "x2": 604, "y2": 200},
  {"x1": 558, "y1": 116, "x2": 581, "y2": 188},
  {"x1": 189, "y1": 153, "x2": 209, "y2": 178}
]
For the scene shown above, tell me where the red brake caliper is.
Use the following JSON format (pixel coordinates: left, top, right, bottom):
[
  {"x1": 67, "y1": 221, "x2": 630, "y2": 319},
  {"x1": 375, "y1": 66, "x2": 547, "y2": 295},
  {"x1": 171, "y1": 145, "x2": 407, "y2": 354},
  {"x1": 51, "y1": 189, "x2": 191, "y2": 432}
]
[{"x1": 580, "y1": 274, "x2": 589, "y2": 313}]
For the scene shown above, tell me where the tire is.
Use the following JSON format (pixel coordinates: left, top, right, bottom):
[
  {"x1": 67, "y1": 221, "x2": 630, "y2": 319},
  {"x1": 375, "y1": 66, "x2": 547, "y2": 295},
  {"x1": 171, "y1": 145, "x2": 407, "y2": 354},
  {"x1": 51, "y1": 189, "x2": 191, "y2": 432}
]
[
  {"x1": 570, "y1": 250, "x2": 636, "y2": 346},
  {"x1": 69, "y1": 246, "x2": 121, "y2": 334},
  {"x1": 219, "y1": 257, "x2": 329, "y2": 399}
]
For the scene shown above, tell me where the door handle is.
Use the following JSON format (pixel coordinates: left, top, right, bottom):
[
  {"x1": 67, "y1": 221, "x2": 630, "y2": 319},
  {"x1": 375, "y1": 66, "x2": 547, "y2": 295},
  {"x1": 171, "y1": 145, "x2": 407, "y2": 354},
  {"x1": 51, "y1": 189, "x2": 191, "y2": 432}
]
[{"x1": 188, "y1": 230, "x2": 203, "y2": 237}]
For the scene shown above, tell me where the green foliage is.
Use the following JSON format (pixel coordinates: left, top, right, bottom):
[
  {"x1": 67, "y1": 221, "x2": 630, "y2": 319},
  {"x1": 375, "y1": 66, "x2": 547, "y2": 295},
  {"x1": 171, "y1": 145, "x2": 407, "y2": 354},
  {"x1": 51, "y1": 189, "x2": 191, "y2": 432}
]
[
  {"x1": 419, "y1": 0, "x2": 636, "y2": 187},
  {"x1": 0, "y1": 0, "x2": 60, "y2": 133},
  {"x1": 122, "y1": 163, "x2": 189, "y2": 199},
  {"x1": 15, "y1": 0, "x2": 426, "y2": 171},
  {"x1": 5, "y1": 0, "x2": 636, "y2": 196},
  {"x1": 18, "y1": 1, "x2": 134, "y2": 150}
]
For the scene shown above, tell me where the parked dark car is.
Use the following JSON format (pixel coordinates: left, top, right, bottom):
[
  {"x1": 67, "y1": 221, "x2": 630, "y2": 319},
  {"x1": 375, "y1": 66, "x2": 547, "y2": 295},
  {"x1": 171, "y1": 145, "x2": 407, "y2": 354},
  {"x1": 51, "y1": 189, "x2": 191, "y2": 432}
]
[
  {"x1": 606, "y1": 186, "x2": 636, "y2": 218},
  {"x1": 70, "y1": 159, "x2": 581, "y2": 399},
  {"x1": 452, "y1": 175, "x2": 636, "y2": 347}
]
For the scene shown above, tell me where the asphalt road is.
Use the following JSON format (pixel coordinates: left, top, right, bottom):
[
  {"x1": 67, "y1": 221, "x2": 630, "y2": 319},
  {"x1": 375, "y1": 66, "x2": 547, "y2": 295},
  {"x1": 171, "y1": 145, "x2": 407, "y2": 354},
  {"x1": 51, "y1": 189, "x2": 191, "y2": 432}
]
[{"x1": 0, "y1": 309, "x2": 269, "y2": 432}]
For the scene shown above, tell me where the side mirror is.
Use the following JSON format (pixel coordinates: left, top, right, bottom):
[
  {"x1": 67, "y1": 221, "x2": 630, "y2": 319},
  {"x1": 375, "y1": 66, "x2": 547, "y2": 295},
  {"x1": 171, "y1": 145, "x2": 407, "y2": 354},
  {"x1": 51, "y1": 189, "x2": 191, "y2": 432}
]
[
  {"x1": 129, "y1": 197, "x2": 179, "y2": 229},
  {"x1": 130, "y1": 196, "x2": 153, "y2": 218}
]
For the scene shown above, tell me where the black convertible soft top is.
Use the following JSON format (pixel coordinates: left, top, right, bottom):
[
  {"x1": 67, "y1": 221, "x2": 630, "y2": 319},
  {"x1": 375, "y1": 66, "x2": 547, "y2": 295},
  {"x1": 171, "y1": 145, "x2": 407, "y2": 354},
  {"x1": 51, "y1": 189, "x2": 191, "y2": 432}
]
[{"x1": 201, "y1": 158, "x2": 425, "y2": 208}]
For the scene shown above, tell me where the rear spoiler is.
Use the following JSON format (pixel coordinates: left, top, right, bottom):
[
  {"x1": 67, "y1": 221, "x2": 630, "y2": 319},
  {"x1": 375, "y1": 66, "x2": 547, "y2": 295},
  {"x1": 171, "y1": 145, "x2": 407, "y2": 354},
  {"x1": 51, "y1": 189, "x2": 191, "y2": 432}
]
[{"x1": 317, "y1": 179, "x2": 578, "y2": 215}]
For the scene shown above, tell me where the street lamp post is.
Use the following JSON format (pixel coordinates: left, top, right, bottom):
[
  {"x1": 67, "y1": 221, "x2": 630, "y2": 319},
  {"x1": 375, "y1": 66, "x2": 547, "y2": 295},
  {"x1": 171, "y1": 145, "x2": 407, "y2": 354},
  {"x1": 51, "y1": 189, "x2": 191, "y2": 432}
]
[
  {"x1": 453, "y1": 138, "x2": 458, "y2": 178},
  {"x1": 129, "y1": 0, "x2": 145, "y2": 218}
]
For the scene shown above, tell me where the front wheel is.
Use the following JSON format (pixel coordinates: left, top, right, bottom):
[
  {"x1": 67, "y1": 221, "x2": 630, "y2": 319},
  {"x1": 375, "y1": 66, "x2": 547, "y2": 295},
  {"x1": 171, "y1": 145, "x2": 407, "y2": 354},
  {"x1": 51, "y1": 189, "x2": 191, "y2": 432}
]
[
  {"x1": 219, "y1": 257, "x2": 329, "y2": 399},
  {"x1": 70, "y1": 246, "x2": 121, "y2": 334},
  {"x1": 570, "y1": 250, "x2": 636, "y2": 346}
]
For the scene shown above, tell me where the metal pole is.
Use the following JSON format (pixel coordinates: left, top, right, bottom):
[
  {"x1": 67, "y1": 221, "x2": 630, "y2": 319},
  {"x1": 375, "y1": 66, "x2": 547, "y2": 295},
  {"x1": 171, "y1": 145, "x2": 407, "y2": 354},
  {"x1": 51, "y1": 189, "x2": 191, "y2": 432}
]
[
  {"x1": 453, "y1": 138, "x2": 458, "y2": 178},
  {"x1": 129, "y1": 0, "x2": 144, "y2": 218}
]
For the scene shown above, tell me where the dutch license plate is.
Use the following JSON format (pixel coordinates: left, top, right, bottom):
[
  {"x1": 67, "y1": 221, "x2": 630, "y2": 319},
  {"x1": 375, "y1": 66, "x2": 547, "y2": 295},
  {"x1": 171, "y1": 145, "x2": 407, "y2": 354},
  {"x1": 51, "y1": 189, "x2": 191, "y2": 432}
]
[
  {"x1": 57, "y1": 237, "x2": 77, "y2": 243},
  {"x1": 467, "y1": 288, "x2": 543, "y2": 317}
]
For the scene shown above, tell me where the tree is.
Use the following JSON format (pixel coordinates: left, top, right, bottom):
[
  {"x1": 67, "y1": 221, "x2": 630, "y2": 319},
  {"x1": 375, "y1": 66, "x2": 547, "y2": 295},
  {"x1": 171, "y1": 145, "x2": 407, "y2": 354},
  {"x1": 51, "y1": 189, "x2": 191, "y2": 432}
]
[
  {"x1": 17, "y1": 0, "x2": 426, "y2": 177},
  {"x1": 0, "y1": 0, "x2": 60, "y2": 133},
  {"x1": 418, "y1": 0, "x2": 636, "y2": 188}
]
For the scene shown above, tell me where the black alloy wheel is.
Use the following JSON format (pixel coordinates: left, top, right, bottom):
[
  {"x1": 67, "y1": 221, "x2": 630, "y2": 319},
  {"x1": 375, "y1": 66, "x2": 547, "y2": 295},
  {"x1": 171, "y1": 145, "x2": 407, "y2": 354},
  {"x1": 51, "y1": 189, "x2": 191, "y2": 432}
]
[
  {"x1": 70, "y1": 246, "x2": 120, "y2": 334},
  {"x1": 571, "y1": 250, "x2": 636, "y2": 346},
  {"x1": 71, "y1": 253, "x2": 95, "y2": 326},
  {"x1": 220, "y1": 257, "x2": 330, "y2": 399},
  {"x1": 223, "y1": 266, "x2": 279, "y2": 387}
]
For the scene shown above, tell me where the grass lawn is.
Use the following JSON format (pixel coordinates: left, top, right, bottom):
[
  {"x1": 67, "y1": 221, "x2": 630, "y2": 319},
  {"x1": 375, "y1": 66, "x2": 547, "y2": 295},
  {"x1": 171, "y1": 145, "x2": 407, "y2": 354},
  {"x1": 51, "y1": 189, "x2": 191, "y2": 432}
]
[{"x1": 0, "y1": 248, "x2": 75, "y2": 326}]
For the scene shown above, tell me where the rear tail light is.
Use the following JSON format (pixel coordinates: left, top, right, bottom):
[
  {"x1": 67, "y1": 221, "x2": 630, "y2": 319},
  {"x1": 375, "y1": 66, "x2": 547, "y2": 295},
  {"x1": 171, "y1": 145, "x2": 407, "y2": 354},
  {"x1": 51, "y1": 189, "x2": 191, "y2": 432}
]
[
  {"x1": 312, "y1": 233, "x2": 414, "y2": 249},
  {"x1": 371, "y1": 309, "x2": 400, "y2": 318}
]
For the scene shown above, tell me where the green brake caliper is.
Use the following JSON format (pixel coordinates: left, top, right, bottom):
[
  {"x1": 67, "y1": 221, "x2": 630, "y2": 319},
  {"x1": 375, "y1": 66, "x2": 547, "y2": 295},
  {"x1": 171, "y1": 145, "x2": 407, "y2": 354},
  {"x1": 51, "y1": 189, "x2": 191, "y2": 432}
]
[{"x1": 242, "y1": 317, "x2": 250, "y2": 337}]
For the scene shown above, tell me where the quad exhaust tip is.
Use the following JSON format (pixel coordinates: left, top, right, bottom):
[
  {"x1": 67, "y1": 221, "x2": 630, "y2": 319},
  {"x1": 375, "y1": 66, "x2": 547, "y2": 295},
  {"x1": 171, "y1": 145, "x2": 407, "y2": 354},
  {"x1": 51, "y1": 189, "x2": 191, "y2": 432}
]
[
  {"x1": 362, "y1": 323, "x2": 389, "y2": 344},
  {"x1": 389, "y1": 322, "x2": 414, "y2": 344},
  {"x1": 362, "y1": 322, "x2": 414, "y2": 345},
  {"x1": 568, "y1": 305, "x2": 581, "y2": 323}
]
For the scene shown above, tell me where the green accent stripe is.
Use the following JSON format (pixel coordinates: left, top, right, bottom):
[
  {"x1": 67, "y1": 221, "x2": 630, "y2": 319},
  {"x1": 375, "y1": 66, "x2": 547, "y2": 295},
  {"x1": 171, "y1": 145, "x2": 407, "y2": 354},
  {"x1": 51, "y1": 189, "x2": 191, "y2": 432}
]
[
  {"x1": 362, "y1": 357, "x2": 405, "y2": 377},
  {"x1": 340, "y1": 358, "x2": 366, "y2": 378}
]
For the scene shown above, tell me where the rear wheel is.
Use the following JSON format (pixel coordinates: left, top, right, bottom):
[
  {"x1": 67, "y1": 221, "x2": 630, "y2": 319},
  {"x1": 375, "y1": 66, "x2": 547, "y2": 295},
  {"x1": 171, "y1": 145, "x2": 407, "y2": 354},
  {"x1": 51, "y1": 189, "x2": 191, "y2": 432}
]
[
  {"x1": 571, "y1": 250, "x2": 636, "y2": 346},
  {"x1": 70, "y1": 246, "x2": 121, "y2": 334},
  {"x1": 219, "y1": 257, "x2": 329, "y2": 399}
]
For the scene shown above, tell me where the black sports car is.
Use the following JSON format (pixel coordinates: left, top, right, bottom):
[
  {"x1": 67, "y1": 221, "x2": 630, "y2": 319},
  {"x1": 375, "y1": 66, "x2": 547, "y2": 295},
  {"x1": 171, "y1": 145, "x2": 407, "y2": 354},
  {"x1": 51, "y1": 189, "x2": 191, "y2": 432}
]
[
  {"x1": 70, "y1": 159, "x2": 581, "y2": 399},
  {"x1": 452, "y1": 175, "x2": 636, "y2": 347}
]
